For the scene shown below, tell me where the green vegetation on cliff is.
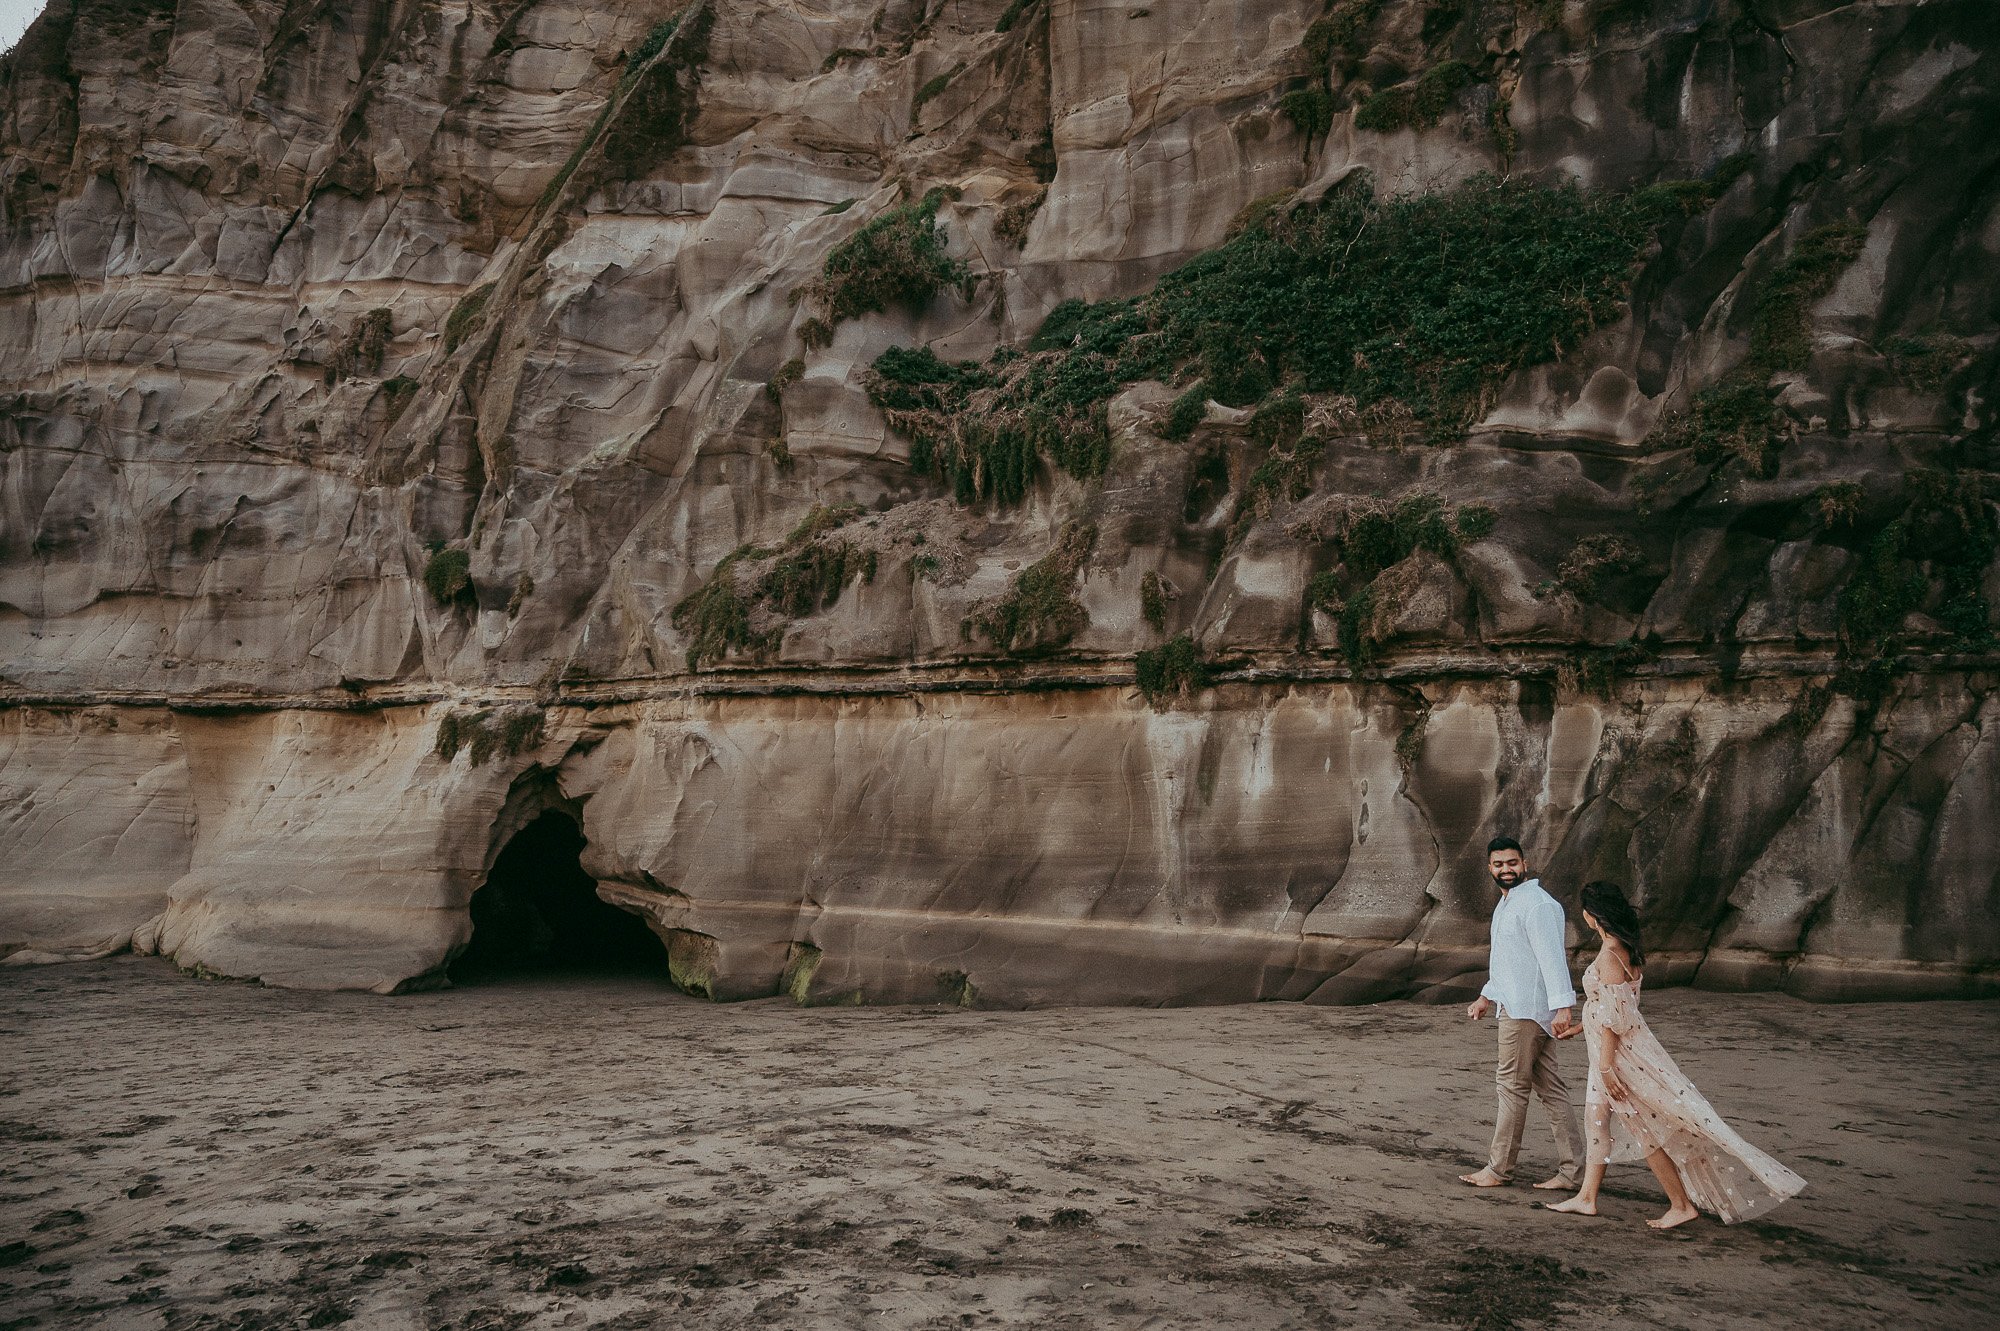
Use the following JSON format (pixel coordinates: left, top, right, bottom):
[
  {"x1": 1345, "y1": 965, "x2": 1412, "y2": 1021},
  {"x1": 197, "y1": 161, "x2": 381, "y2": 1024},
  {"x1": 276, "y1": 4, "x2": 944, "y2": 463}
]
[
  {"x1": 672, "y1": 505, "x2": 879, "y2": 669},
  {"x1": 870, "y1": 175, "x2": 1660, "y2": 504},
  {"x1": 803, "y1": 188, "x2": 973, "y2": 345},
  {"x1": 1136, "y1": 633, "x2": 1211, "y2": 704},
  {"x1": 1305, "y1": 493, "x2": 1493, "y2": 671},
  {"x1": 597, "y1": 7, "x2": 714, "y2": 186},
  {"x1": 966, "y1": 522, "x2": 1096, "y2": 656},
  {"x1": 1653, "y1": 220, "x2": 1870, "y2": 475}
]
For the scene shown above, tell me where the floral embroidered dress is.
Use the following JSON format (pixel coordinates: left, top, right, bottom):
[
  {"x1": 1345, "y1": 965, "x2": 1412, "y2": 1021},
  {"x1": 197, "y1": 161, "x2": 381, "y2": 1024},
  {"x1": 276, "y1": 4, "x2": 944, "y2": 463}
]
[{"x1": 1582, "y1": 965, "x2": 1807, "y2": 1223}]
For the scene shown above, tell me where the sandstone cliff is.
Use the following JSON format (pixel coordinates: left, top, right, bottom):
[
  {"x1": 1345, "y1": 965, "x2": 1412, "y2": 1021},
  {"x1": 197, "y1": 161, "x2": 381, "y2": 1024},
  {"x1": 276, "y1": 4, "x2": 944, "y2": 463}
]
[{"x1": 2, "y1": 0, "x2": 1996, "y2": 1000}]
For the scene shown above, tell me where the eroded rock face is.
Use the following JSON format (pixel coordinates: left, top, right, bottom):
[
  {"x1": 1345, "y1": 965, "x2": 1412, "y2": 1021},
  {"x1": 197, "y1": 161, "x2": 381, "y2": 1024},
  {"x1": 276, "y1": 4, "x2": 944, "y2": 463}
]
[{"x1": 2, "y1": 0, "x2": 1996, "y2": 998}]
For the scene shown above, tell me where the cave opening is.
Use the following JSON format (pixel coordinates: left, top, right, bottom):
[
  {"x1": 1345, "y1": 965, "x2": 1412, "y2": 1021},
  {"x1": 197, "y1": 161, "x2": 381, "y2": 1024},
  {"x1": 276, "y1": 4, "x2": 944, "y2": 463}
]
[{"x1": 449, "y1": 809, "x2": 670, "y2": 983}]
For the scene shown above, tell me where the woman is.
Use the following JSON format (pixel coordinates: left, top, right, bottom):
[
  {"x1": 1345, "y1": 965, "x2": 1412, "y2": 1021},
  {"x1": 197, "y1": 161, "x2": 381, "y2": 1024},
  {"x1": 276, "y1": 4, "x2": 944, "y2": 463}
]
[{"x1": 1546, "y1": 881, "x2": 1806, "y2": 1228}]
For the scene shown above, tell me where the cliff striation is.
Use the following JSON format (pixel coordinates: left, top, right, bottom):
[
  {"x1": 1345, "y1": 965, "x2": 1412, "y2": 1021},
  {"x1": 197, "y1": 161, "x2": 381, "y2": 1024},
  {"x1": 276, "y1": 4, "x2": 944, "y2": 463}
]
[{"x1": 2, "y1": 0, "x2": 1997, "y2": 1000}]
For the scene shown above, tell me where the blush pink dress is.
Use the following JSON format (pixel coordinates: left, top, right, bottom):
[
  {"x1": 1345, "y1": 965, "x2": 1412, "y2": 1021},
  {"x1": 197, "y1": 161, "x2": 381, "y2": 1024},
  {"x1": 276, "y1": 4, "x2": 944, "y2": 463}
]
[{"x1": 1582, "y1": 964, "x2": 1807, "y2": 1223}]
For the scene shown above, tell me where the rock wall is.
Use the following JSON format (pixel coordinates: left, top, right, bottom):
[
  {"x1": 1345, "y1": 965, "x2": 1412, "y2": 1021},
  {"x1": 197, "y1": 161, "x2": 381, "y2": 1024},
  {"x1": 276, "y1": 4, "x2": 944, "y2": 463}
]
[
  {"x1": 4, "y1": 671, "x2": 1994, "y2": 1001},
  {"x1": 2, "y1": 0, "x2": 1997, "y2": 998}
]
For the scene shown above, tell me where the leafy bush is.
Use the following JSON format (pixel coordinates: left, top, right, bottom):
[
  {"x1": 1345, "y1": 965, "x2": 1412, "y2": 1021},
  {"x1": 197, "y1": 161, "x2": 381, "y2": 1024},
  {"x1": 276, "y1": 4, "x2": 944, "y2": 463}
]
[
  {"x1": 1885, "y1": 333, "x2": 1971, "y2": 390},
  {"x1": 380, "y1": 375, "x2": 421, "y2": 428},
  {"x1": 672, "y1": 547, "x2": 766, "y2": 670},
  {"x1": 766, "y1": 357, "x2": 805, "y2": 403},
  {"x1": 808, "y1": 189, "x2": 972, "y2": 326},
  {"x1": 1652, "y1": 378, "x2": 1786, "y2": 476},
  {"x1": 1136, "y1": 633, "x2": 1210, "y2": 704},
  {"x1": 1455, "y1": 502, "x2": 1497, "y2": 540},
  {"x1": 1837, "y1": 469, "x2": 1996, "y2": 650},
  {"x1": 868, "y1": 175, "x2": 1658, "y2": 504},
  {"x1": 1838, "y1": 526, "x2": 1928, "y2": 649},
  {"x1": 1162, "y1": 384, "x2": 1210, "y2": 441},
  {"x1": 1280, "y1": 87, "x2": 1334, "y2": 140},
  {"x1": 1304, "y1": 492, "x2": 1493, "y2": 669},
  {"x1": 423, "y1": 546, "x2": 472, "y2": 604}
]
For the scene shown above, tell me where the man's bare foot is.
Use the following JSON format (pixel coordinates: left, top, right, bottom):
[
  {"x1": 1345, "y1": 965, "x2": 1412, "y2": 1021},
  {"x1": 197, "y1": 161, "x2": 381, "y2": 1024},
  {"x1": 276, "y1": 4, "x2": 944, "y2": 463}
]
[
  {"x1": 1647, "y1": 1205, "x2": 1699, "y2": 1230},
  {"x1": 1542, "y1": 1196, "x2": 1598, "y2": 1216},
  {"x1": 1531, "y1": 1175, "x2": 1572, "y2": 1190},
  {"x1": 1458, "y1": 1168, "x2": 1507, "y2": 1188}
]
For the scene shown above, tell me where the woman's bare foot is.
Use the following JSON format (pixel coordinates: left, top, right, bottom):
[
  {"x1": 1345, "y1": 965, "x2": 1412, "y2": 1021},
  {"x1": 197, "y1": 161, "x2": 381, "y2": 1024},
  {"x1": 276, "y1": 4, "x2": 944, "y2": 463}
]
[
  {"x1": 1542, "y1": 1196, "x2": 1598, "y2": 1216},
  {"x1": 1531, "y1": 1175, "x2": 1572, "y2": 1190},
  {"x1": 1647, "y1": 1205, "x2": 1699, "y2": 1230},
  {"x1": 1458, "y1": 1168, "x2": 1507, "y2": 1187}
]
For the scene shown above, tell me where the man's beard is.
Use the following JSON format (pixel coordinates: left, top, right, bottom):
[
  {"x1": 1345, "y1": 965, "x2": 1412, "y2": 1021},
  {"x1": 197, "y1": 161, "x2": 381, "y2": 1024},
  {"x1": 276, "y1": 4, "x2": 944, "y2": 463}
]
[{"x1": 1491, "y1": 871, "x2": 1522, "y2": 889}]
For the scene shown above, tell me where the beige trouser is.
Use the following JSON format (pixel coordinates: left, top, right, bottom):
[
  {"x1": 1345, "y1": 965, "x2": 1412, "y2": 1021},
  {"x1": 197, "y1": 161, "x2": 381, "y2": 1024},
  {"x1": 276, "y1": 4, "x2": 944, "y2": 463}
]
[{"x1": 1488, "y1": 1014, "x2": 1584, "y2": 1184}]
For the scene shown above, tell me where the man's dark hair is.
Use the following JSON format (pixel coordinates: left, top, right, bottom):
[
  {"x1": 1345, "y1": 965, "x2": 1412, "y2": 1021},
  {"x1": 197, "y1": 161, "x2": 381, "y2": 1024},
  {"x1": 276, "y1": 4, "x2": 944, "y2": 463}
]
[{"x1": 1486, "y1": 835, "x2": 1523, "y2": 856}]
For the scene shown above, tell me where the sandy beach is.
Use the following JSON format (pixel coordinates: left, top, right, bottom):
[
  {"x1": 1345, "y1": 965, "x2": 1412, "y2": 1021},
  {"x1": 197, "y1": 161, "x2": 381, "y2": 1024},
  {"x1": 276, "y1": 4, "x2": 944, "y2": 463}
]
[{"x1": 2, "y1": 958, "x2": 1996, "y2": 1330}]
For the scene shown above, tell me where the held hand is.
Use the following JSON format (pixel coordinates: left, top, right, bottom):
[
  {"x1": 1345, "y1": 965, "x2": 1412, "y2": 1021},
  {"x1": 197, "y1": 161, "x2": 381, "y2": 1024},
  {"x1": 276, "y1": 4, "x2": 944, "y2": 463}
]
[
  {"x1": 1467, "y1": 996, "x2": 1493, "y2": 1021},
  {"x1": 1552, "y1": 1008, "x2": 1578, "y2": 1039}
]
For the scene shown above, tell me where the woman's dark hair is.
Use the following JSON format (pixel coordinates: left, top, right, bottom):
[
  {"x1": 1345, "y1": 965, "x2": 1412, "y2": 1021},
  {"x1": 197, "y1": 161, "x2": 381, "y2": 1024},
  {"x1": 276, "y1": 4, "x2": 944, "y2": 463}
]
[{"x1": 1580, "y1": 880, "x2": 1646, "y2": 969}]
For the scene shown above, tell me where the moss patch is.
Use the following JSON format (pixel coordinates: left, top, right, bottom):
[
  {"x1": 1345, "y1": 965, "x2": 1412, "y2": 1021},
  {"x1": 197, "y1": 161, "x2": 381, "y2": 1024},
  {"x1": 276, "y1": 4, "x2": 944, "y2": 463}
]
[
  {"x1": 912, "y1": 62, "x2": 965, "y2": 118},
  {"x1": 596, "y1": 6, "x2": 714, "y2": 186},
  {"x1": 1748, "y1": 222, "x2": 1869, "y2": 372},
  {"x1": 967, "y1": 522, "x2": 1096, "y2": 656},
  {"x1": 1838, "y1": 468, "x2": 1996, "y2": 651},
  {"x1": 670, "y1": 504, "x2": 879, "y2": 670},
  {"x1": 1354, "y1": 60, "x2": 1481, "y2": 133},
  {"x1": 782, "y1": 942, "x2": 824, "y2": 1005},
  {"x1": 443, "y1": 286, "x2": 492, "y2": 354},
  {"x1": 1303, "y1": 492, "x2": 1491, "y2": 670},
  {"x1": 1140, "y1": 570, "x2": 1175, "y2": 631}
]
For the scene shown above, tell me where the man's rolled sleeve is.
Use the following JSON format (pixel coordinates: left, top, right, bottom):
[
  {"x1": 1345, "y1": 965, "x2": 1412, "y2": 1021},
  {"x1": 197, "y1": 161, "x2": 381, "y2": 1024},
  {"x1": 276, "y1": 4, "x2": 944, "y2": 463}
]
[{"x1": 1529, "y1": 898, "x2": 1577, "y2": 1010}]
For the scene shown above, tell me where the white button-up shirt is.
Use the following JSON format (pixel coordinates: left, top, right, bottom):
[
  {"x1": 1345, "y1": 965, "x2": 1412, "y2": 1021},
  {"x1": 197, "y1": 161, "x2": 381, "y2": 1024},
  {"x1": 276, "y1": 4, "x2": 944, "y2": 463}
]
[{"x1": 1479, "y1": 878, "x2": 1577, "y2": 1035}]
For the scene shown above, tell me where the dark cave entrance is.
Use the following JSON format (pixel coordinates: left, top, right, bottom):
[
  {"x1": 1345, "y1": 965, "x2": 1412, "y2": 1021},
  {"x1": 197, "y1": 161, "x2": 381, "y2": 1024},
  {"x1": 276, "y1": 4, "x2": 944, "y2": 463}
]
[{"x1": 449, "y1": 809, "x2": 671, "y2": 982}]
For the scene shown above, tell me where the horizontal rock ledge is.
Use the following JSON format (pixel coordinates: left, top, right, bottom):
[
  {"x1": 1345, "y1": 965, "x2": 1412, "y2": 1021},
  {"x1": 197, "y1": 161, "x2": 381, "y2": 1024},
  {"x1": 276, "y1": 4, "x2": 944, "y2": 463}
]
[
  {"x1": 2, "y1": 645, "x2": 1994, "y2": 715},
  {"x1": 3, "y1": 671, "x2": 1994, "y2": 1004}
]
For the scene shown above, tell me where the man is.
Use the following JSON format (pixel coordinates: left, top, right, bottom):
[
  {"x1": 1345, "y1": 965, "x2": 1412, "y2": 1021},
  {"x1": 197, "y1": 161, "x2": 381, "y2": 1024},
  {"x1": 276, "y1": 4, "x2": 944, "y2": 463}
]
[{"x1": 1458, "y1": 835, "x2": 1585, "y2": 1190}]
